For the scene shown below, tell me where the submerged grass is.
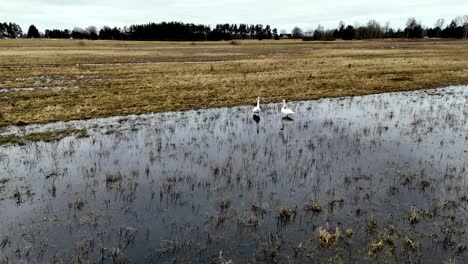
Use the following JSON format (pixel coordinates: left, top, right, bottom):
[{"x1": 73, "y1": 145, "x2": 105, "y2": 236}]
[
  {"x1": 0, "y1": 128, "x2": 88, "y2": 146},
  {"x1": 0, "y1": 39, "x2": 467, "y2": 126},
  {"x1": 0, "y1": 178, "x2": 10, "y2": 184},
  {"x1": 0, "y1": 85, "x2": 466, "y2": 262}
]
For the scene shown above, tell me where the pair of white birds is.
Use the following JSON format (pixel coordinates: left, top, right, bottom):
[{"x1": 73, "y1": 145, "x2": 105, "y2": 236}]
[{"x1": 252, "y1": 97, "x2": 295, "y2": 117}]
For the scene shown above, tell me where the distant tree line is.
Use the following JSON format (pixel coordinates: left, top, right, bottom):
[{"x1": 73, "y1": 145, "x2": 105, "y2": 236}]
[
  {"x1": 43, "y1": 23, "x2": 278, "y2": 41},
  {"x1": 41, "y1": 22, "x2": 279, "y2": 41},
  {"x1": 1, "y1": 16, "x2": 467, "y2": 41},
  {"x1": 301, "y1": 16, "x2": 468, "y2": 41}
]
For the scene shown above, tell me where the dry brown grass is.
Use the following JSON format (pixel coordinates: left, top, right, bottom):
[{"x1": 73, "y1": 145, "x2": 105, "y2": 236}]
[{"x1": 0, "y1": 39, "x2": 467, "y2": 126}]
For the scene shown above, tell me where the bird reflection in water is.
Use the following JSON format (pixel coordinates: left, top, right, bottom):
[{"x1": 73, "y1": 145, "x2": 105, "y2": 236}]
[{"x1": 253, "y1": 114, "x2": 260, "y2": 134}]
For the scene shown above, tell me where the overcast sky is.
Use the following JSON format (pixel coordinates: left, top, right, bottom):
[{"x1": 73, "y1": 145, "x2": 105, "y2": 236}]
[{"x1": 2, "y1": 0, "x2": 467, "y2": 32}]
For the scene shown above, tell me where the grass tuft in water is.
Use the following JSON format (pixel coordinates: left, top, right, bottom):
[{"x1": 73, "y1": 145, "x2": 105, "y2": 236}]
[
  {"x1": 304, "y1": 199, "x2": 323, "y2": 213},
  {"x1": 318, "y1": 227, "x2": 342, "y2": 249},
  {"x1": 409, "y1": 207, "x2": 420, "y2": 225},
  {"x1": 106, "y1": 173, "x2": 122, "y2": 185},
  {"x1": 0, "y1": 178, "x2": 10, "y2": 185},
  {"x1": 70, "y1": 198, "x2": 85, "y2": 209},
  {"x1": 277, "y1": 205, "x2": 297, "y2": 221},
  {"x1": 0, "y1": 128, "x2": 88, "y2": 146},
  {"x1": 368, "y1": 240, "x2": 384, "y2": 257},
  {"x1": 367, "y1": 213, "x2": 378, "y2": 233}
]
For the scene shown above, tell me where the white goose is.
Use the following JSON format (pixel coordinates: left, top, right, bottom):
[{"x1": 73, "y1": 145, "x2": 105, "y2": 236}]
[
  {"x1": 281, "y1": 100, "x2": 295, "y2": 117},
  {"x1": 252, "y1": 97, "x2": 261, "y2": 115}
]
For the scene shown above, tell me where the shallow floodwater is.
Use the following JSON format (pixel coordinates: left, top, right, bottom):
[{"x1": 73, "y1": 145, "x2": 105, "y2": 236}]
[{"x1": 0, "y1": 86, "x2": 467, "y2": 263}]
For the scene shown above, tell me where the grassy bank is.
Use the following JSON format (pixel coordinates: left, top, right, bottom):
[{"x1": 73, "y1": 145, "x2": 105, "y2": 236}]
[
  {"x1": 0, "y1": 39, "x2": 467, "y2": 126},
  {"x1": 0, "y1": 128, "x2": 88, "y2": 145}
]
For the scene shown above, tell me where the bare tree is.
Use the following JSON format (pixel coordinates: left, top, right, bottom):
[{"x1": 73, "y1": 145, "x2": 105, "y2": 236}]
[
  {"x1": 406, "y1": 18, "x2": 418, "y2": 29},
  {"x1": 435, "y1": 18, "x2": 445, "y2": 29},
  {"x1": 462, "y1": 15, "x2": 468, "y2": 39},
  {"x1": 367, "y1": 19, "x2": 382, "y2": 39},
  {"x1": 383, "y1": 21, "x2": 390, "y2": 34},
  {"x1": 453, "y1": 16, "x2": 462, "y2": 26},
  {"x1": 432, "y1": 18, "x2": 445, "y2": 38},
  {"x1": 405, "y1": 18, "x2": 423, "y2": 38},
  {"x1": 338, "y1": 21, "x2": 345, "y2": 30},
  {"x1": 86, "y1": 26, "x2": 98, "y2": 40}
]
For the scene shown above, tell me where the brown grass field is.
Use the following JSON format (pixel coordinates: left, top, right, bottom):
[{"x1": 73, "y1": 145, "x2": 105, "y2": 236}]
[{"x1": 0, "y1": 39, "x2": 467, "y2": 126}]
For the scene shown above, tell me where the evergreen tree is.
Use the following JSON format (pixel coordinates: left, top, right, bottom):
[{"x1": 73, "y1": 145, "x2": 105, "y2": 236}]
[
  {"x1": 342, "y1": 25, "x2": 355, "y2": 40},
  {"x1": 27, "y1": 25, "x2": 40, "y2": 38}
]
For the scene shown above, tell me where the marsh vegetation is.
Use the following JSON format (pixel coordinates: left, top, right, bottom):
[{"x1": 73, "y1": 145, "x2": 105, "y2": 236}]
[{"x1": 0, "y1": 86, "x2": 466, "y2": 263}]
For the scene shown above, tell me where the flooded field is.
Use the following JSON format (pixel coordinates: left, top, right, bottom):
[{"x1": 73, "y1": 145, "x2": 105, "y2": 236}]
[{"x1": 0, "y1": 86, "x2": 467, "y2": 263}]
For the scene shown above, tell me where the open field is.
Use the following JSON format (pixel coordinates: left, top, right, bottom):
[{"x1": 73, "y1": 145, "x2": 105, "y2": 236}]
[
  {"x1": 0, "y1": 38, "x2": 466, "y2": 263},
  {"x1": 0, "y1": 39, "x2": 467, "y2": 126}
]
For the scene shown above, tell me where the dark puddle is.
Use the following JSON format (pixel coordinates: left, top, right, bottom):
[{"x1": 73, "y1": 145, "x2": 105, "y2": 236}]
[{"x1": 0, "y1": 86, "x2": 467, "y2": 263}]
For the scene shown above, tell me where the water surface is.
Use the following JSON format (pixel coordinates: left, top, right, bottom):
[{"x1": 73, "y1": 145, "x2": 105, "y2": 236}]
[{"x1": 0, "y1": 86, "x2": 467, "y2": 263}]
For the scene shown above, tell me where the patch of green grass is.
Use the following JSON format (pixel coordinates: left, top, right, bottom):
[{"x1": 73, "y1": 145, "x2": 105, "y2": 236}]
[
  {"x1": 0, "y1": 136, "x2": 25, "y2": 145},
  {"x1": 0, "y1": 178, "x2": 10, "y2": 184},
  {"x1": 0, "y1": 128, "x2": 88, "y2": 146},
  {"x1": 75, "y1": 129, "x2": 89, "y2": 138}
]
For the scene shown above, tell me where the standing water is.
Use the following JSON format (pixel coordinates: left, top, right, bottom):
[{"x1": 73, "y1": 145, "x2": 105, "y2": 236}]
[{"x1": 0, "y1": 86, "x2": 467, "y2": 263}]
